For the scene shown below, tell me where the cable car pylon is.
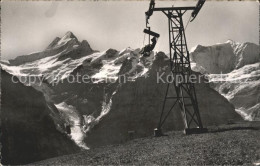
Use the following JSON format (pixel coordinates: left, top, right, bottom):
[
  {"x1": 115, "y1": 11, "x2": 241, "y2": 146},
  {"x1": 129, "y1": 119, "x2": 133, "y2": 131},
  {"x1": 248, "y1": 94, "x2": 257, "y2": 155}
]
[{"x1": 142, "y1": 0, "x2": 208, "y2": 136}]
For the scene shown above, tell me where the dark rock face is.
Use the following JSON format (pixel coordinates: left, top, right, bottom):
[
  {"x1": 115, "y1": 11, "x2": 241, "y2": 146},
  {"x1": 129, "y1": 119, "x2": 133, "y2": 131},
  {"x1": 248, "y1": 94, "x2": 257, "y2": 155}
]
[{"x1": 1, "y1": 70, "x2": 80, "y2": 165}]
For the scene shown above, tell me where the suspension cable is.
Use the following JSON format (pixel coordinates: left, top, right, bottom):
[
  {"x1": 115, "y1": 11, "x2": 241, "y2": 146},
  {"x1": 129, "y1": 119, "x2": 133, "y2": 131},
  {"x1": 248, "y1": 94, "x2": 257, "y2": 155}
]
[
  {"x1": 184, "y1": 15, "x2": 192, "y2": 31},
  {"x1": 143, "y1": 33, "x2": 146, "y2": 47}
]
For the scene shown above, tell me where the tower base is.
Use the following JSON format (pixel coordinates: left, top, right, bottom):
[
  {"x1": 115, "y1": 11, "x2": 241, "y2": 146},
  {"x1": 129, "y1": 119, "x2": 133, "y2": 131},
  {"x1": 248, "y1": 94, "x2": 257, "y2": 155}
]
[{"x1": 154, "y1": 128, "x2": 164, "y2": 137}]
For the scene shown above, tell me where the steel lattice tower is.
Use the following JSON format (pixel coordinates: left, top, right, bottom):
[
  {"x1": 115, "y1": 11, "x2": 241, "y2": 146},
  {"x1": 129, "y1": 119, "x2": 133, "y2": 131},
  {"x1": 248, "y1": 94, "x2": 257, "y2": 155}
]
[
  {"x1": 155, "y1": 10, "x2": 205, "y2": 135},
  {"x1": 143, "y1": 0, "x2": 207, "y2": 135}
]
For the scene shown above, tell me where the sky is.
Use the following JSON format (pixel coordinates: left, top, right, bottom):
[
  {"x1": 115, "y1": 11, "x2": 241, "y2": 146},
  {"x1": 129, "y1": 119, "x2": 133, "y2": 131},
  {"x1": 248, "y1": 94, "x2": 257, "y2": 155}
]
[{"x1": 1, "y1": 1, "x2": 259, "y2": 60}]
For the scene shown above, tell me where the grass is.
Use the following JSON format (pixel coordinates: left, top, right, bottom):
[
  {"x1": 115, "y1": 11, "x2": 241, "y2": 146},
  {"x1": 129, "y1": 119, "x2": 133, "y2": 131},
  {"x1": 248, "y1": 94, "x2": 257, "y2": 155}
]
[{"x1": 35, "y1": 128, "x2": 260, "y2": 165}]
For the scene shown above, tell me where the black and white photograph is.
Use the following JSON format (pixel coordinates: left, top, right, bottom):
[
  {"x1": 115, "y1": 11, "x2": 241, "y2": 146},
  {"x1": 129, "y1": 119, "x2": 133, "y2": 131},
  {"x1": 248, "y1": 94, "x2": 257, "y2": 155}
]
[{"x1": 0, "y1": 0, "x2": 260, "y2": 165}]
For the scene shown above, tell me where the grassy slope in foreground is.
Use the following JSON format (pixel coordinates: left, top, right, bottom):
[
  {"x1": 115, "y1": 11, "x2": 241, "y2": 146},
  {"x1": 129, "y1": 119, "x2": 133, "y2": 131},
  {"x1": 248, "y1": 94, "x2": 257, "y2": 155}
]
[{"x1": 35, "y1": 129, "x2": 260, "y2": 165}]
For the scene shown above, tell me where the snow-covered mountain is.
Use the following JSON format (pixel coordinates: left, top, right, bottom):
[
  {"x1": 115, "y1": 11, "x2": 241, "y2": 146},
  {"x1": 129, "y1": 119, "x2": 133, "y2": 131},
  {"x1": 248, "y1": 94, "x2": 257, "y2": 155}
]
[
  {"x1": 2, "y1": 34, "x2": 148, "y2": 84},
  {"x1": 191, "y1": 40, "x2": 259, "y2": 74},
  {"x1": 8, "y1": 31, "x2": 94, "y2": 66},
  {"x1": 191, "y1": 40, "x2": 260, "y2": 120},
  {"x1": 1, "y1": 32, "x2": 242, "y2": 158}
]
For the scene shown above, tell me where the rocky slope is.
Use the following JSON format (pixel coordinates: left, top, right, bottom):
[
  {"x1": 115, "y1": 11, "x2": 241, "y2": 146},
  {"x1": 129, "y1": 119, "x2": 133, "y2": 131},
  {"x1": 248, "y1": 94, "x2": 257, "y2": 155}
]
[
  {"x1": 1, "y1": 70, "x2": 80, "y2": 165},
  {"x1": 191, "y1": 40, "x2": 260, "y2": 120},
  {"x1": 1, "y1": 32, "x2": 243, "y2": 159}
]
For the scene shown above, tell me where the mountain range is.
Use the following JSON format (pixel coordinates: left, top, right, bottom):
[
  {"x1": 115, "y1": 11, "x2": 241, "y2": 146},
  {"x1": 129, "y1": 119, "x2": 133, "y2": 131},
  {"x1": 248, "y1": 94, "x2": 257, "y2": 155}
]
[{"x1": 2, "y1": 31, "x2": 256, "y2": 164}]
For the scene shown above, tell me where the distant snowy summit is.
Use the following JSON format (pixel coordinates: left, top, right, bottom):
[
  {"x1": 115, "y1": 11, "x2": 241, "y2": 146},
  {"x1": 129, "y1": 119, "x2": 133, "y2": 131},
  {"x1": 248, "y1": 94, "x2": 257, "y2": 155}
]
[
  {"x1": 190, "y1": 40, "x2": 259, "y2": 74},
  {"x1": 8, "y1": 31, "x2": 95, "y2": 66}
]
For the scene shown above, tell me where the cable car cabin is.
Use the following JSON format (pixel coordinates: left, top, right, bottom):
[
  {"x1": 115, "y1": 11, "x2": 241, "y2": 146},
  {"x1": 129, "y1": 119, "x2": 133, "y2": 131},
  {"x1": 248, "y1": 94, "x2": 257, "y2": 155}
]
[{"x1": 139, "y1": 28, "x2": 160, "y2": 57}]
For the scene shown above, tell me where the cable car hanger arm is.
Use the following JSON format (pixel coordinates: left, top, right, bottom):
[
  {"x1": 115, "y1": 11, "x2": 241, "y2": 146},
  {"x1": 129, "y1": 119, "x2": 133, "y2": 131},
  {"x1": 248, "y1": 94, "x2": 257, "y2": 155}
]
[
  {"x1": 145, "y1": 0, "x2": 206, "y2": 24},
  {"x1": 190, "y1": 0, "x2": 206, "y2": 22}
]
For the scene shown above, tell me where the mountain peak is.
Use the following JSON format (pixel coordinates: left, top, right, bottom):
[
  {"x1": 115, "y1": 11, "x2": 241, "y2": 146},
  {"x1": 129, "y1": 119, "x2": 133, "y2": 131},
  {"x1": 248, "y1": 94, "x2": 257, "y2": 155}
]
[
  {"x1": 46, "y1": 31, "x2": 79, "y2": 50},
  {"x1": 46, "y1": 37, "x2": 61, "y2": 50},
  {"x1": 226, "y1": 39, "x2": 234, "y2": 43},
  {"x1": 63, "y1": 31, "x2": 77, "y2": 40},
  {"x1": 226, "y1": 39, "x2": 238, "y2": 46}
]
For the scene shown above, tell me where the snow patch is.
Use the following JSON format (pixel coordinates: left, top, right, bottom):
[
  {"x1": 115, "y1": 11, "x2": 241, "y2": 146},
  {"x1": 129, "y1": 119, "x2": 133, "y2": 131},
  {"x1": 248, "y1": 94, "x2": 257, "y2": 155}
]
[
  {"x1": 83, "y1": 91, "x2": 117, "y2": 133},
  {"x1": 91, "y1": 60, "x2": 123, "y2": 83},
  {"x1": 55, "y1": 102, "x2": 89, "y2": 150}
]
